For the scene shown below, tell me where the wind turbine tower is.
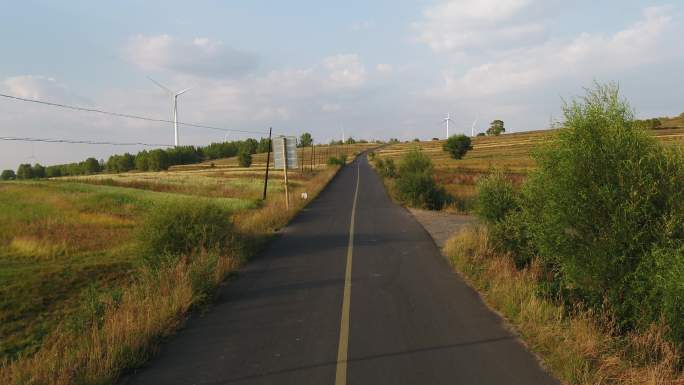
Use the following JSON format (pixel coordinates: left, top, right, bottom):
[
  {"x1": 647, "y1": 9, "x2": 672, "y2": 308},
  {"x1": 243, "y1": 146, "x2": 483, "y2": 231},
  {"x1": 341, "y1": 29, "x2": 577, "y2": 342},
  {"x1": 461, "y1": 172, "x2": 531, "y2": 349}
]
[
  {"x1": 471, "y1": 115, "x2": 479, "y2": 137},
  {"x1": 443, "y1": 113, "x2": 453, "y2": 139},
  {"x1": 148, "y1": 77, "x2": 191, "y2": 147}
]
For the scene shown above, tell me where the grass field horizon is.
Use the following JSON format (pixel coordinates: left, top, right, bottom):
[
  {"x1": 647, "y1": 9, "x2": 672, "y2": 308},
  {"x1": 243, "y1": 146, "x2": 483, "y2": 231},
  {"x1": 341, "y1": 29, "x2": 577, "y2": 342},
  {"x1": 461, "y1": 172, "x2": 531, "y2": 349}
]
[{"x1": 375, "y1": 123, "x2": 684, "y2": 211}]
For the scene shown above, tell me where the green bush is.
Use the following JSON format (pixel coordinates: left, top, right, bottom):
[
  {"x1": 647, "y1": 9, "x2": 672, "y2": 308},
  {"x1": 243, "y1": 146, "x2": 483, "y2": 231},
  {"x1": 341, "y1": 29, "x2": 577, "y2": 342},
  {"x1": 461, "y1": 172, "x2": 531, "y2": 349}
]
[
  {"x1": 475, "y1": 171, "x2": 518, "y2": 223},
  {"x1": 237, "y1": 151, "x2": 252, "y2": 168},
  {"x1": 443, "y1": 134, "x2": 472, "y2": 159},
  {"x1": 327, "y1": 155, "x2": 347, "y2": 166},
  {"x1": 139, "y1": 201, "x2": 233, "y2": 267},
  {"x1": 374, "y1": 157, "x2": 397, "y2": 178},
  {"x1": 522, "y1": 83, "x2": 684, "y2": 332},
  {"x1": 1, "y1": 169, "x2": 16, "y2": 180},
  {"x1": 395, "y1": 148, "x2": 448, "y2": 209},
  {"x1": 489, "y1": 211, "x2": 534, "y2": 269}
]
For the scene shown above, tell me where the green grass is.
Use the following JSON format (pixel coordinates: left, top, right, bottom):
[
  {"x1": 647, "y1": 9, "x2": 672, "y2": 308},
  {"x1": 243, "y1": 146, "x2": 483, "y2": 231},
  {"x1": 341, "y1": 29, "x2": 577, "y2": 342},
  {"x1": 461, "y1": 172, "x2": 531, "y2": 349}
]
[{"x1": 0, "y1": 180, "x2": 255, "y2": 360}]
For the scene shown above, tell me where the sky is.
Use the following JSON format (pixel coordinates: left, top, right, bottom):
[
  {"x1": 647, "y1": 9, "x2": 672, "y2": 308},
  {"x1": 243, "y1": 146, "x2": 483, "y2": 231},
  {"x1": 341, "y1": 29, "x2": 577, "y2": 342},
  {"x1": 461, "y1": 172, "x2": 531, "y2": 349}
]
[{"x1": 1, "y1": 0, "x2": 683, "y2": 170}]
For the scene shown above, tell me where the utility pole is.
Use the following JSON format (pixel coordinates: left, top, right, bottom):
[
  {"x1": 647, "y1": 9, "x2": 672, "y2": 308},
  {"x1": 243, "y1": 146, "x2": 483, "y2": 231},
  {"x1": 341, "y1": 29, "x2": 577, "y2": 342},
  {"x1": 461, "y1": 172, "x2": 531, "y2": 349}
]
[{"x1": 262, "y1": 127, "x2": 272, "y2": 200}]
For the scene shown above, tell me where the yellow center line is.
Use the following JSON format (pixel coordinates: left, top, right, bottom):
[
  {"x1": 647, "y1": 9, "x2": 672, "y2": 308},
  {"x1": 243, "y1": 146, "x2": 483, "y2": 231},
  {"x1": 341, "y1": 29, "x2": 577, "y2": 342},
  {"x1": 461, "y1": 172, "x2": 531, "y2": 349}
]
[{"x1": 335, "y1": 161, "x2": 360, "y2": 385}]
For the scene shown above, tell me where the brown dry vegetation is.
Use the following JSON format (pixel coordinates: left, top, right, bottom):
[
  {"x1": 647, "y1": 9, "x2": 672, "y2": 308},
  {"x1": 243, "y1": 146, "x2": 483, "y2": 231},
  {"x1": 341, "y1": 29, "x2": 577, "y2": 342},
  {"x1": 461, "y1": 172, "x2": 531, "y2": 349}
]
[
  {"x1": 445, "y1": 225, "x2": 684, "y2": 385},
  {"x1": 375, "y1": 127, "x2": 684, "y2": 209}
]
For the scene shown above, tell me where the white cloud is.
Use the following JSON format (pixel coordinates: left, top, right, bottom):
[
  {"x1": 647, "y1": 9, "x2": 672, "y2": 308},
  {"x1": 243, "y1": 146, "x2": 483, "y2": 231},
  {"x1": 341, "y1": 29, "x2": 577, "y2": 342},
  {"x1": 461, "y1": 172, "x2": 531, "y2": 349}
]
[
  {"x1": 375, "y1": 63, "x2": 393, "y2": 74},
  {"x1": 413, "y1": 0, "x2": 545, "y2": 55},
  {"x1": 441, "y1": 6, "x2": 674, "y2": 96},
  {"x1": 323, "y1": 54, "x2": 367, "y2": 89},
  {"x1": 3, "y1": 75, "x2": 80, "y2": 102},
  {"x1": 125, "y1": 34, "x2": 257, "y2": 78}
]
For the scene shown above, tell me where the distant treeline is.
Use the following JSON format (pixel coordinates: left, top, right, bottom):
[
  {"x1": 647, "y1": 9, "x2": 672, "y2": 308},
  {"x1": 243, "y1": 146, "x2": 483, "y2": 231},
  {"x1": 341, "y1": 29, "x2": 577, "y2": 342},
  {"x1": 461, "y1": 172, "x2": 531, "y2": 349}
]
[{"x1": 1, "y1": 138, "x2": 271, "y2": 180}]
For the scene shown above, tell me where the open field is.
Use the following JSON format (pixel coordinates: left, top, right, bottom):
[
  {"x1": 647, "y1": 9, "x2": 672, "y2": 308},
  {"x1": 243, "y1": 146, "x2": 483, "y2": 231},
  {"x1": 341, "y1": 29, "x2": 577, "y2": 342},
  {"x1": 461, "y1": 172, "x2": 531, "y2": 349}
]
[
  {"x1": 62, "y1": 143, "x2": 378, "y2": 200},
  {"x1": 0, "y1": 181, "x2": 255, "y2": 360},
  {"x1": 375, "y1": 127, "x2": 684, "y2": 208},
  {"x1": 0, "y1": 142, "x2": 374, "y2": 377}
]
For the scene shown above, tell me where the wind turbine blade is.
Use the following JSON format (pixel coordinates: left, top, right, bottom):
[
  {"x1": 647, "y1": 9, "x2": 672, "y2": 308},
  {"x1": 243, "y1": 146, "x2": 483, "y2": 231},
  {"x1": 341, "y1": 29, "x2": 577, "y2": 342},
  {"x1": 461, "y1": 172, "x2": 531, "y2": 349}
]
[
  {"x1": 176, "y1": 88, "x2": 192, "y2": 96},
  {"x1": 147, "y1": 76, "x2": 172, "y2": 94}
]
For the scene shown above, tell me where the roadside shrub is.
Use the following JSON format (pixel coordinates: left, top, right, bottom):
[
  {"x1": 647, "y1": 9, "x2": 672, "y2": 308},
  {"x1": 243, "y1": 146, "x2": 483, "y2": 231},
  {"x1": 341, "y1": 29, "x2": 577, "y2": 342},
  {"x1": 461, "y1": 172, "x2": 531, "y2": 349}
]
[
  {"x1": 374, "y1": 157, "x2": 397, "y2": 178},
  {"x1": 399, "y1": 147, "x2": 432, "y2": 175},
  {"x1": 139, "y1": 201, "x2": 233, "y2": 268},
  {"x1": 443, "y1": 134, "x2": 472, "y2": 159},
  {"x1": 395, "y1": 148, "x2": 448, "y2": 209},
  {"x1": 327, "y1": 155, "x2": 347, "y2": 166},
  {"x1": 489, "y1": 211, "x2": 534, "y2": 268},
  {"x1": 628, "y1": 245, "x2": 684, "y2": 348},
  {"x1": 237, "y1": 151, "x2": 252, "y2": 168},
  {"x1": 523, "y1": 83, "x2": 684, "y2": 334},
  {"x1": 475, "y1": 171, "x2": 518, "y2": 224}
]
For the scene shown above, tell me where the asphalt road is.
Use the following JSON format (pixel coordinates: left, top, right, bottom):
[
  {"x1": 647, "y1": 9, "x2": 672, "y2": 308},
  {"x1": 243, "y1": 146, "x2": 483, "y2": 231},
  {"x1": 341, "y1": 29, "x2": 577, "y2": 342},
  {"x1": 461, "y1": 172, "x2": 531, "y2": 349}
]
[{"x1": 123, "y1": 155, "x2": 559, "y2": 385}]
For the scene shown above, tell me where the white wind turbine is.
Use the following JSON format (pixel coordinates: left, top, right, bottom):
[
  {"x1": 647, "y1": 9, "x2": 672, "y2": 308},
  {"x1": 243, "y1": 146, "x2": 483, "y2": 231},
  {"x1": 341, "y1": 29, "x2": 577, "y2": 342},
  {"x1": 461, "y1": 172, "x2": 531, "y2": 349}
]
[
  {"x1": 148, "y1": 77, "x2": 191, "y2": 147},
  {"x1": 471, "y1": 115, "x2": 479, "y2": 137},
  {"x1": 443, "y1": 113, "x2": 453, "y2": 139}
]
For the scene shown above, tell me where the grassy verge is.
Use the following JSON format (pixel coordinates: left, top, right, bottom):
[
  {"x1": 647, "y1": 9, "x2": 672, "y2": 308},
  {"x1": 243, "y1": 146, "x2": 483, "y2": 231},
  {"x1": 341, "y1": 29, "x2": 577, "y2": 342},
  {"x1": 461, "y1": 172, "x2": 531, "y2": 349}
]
[
  {"x1": 444, "y1": 225, "x2": 684, "y2": 385},
  {"x1": 0, "y1": 164, "x2": 342, "y2": 385}
]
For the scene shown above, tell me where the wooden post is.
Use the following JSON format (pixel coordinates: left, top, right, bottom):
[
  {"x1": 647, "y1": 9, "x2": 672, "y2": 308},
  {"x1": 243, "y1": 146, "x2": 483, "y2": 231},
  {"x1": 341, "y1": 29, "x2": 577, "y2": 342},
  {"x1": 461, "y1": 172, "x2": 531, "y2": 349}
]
[
  {"x1": 282, "y1": 137, "x2": 289, "y2": 210},
  {"x1": 262, "y1": 127, "x2": 272, "y2": 200}
]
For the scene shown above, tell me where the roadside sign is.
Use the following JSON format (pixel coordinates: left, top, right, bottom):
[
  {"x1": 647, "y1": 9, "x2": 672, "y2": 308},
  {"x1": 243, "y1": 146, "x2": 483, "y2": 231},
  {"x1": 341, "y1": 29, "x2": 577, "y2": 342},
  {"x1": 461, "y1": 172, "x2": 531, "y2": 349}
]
[{"x1": 273, "y1": 136, "x2": 298, "y2": 169}]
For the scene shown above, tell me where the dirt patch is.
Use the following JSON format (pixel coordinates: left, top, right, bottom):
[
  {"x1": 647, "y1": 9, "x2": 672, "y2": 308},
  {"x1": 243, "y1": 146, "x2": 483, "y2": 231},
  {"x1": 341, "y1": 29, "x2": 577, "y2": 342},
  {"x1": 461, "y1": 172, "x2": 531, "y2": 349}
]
[{"x1": 408, "y1": 208, "x2": 477, "y2": 249}]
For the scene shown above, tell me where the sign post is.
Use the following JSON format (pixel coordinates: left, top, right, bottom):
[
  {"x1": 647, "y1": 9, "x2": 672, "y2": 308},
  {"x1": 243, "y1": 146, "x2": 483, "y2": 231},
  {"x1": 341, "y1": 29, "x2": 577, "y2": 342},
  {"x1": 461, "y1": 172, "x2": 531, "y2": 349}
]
[
  {"x1": 273, "y1": 136, "x2": 298, "y2": 209},
  {"x1": 262, "y1": 127, "x2": 272, "y2": 201}
]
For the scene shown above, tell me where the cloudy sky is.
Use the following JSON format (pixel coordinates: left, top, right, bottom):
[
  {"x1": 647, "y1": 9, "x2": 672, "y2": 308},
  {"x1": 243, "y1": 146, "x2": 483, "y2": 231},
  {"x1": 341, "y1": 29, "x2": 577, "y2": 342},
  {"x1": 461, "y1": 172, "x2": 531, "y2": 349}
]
[{"x1": 1, "y1": 0, "x2": 683, "y2": 170}]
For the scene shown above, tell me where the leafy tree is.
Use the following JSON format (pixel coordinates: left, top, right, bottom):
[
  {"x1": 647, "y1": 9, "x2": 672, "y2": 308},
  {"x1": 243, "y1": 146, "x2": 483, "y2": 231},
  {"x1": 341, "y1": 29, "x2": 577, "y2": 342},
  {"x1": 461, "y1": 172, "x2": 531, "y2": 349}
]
[
  {"x1": 257, "y1": 137, "x2": 271, "y2": 153},
  {"x1": 237, "y1": 150, "x2": 252, "y2": 167},
  {"x1": 345, "y1": 136, "x2": 356, "y2": 144},
  {"x1": 135, "y1": 150, "x2": 149, "y2": 171},
  {"x1": 82, "y1": 157, "x2": 101, "y2": 174},
  {"x1": 299, "y1": 132, "x2": 313, "y2": 147},
  {"x1": 32, "y1": 163, "x2": 46, "y2": 178},
  {"x1": 243, "y1": 138, "x2": 259, "y2": 154},
  {"x1": 1, "y1": 169, "x2": 16, "y2": 180},
  {"x1": 487, "y1": 120, "x2": 505, "y2": 136},
  {"x1": 46, "y1": 165, "x2": 62, "y2": 178},
  {"x1": 443, "y1": 134, "x2": 472, "y2": 159},
  {"x1": 147, "y1": 149, "x2": 169, "y2": 171},
  {"x1": 16, "y1": 164, "x2": 33, "y2": 179}
]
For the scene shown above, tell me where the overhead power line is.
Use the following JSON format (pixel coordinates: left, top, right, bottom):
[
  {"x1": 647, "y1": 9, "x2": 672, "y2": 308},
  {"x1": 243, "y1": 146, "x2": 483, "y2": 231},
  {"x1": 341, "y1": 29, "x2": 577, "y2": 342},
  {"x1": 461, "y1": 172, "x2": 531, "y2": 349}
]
[
  {"x1": 0, "y1": 93, "x2": 269, "y2": 135},
  {"x1": 0, "y1": 136, "x2": 173, "y2": 147}
]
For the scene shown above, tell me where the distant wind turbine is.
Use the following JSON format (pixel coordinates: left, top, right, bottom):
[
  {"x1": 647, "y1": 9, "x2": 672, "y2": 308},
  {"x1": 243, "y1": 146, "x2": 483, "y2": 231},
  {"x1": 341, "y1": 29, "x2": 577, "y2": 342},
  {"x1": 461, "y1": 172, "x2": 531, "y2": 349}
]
[
  {"x1": 148, "y1": 76, "x2": 191, "y2": 147},
  {"x1": 443, "y1": 113, "x2": 453, "y2": 139},
  {"x1": 471, "y1": 115, "x2": 479, "y2": 137}
]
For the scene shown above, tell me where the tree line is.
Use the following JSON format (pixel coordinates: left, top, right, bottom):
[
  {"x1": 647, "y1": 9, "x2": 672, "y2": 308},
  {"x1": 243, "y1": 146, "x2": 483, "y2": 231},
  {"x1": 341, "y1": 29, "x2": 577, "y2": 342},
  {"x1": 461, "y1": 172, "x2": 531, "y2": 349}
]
[{"x1": 0, "y1": 137, "x2": 271, "y2": 180}]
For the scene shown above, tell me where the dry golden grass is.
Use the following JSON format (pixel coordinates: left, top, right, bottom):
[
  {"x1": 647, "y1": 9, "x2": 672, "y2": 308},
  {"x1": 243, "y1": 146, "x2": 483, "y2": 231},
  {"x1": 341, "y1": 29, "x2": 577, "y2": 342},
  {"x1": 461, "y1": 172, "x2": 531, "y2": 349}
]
[
  {"x1": 444, "y1": 225, "x2": 684, "y2": 385},
  {"x1": 376, "y1": 128, "x2": 684, "y2": 208}
]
